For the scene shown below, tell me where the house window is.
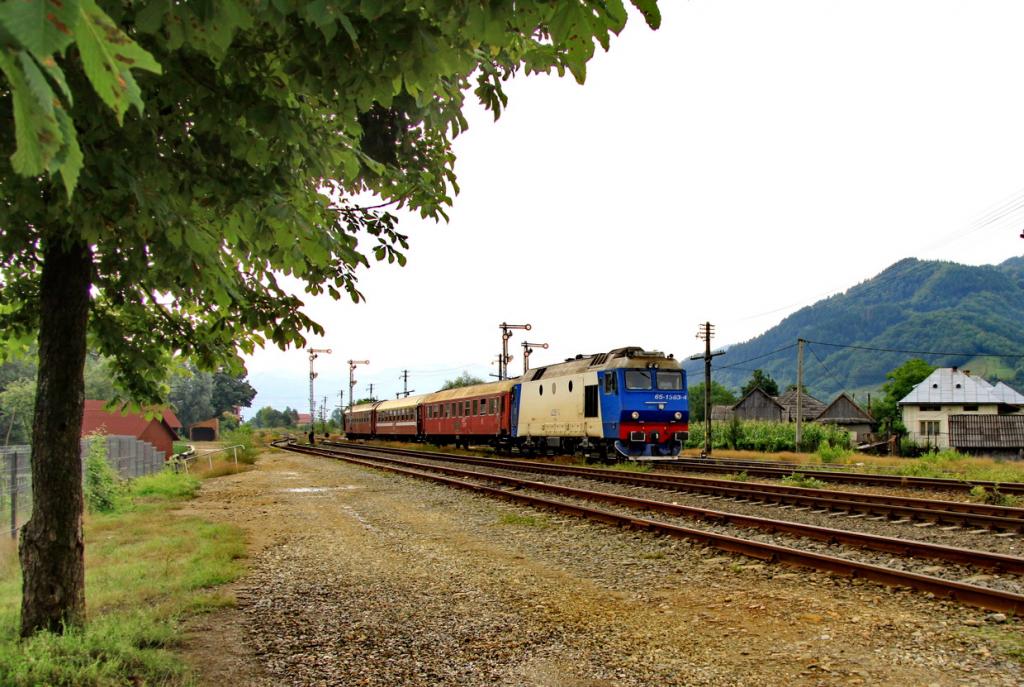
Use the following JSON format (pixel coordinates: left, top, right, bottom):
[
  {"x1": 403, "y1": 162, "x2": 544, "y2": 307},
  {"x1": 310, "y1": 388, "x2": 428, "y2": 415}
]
[
  {"x1": 962, "y1": 405, "x2": 978, "y2": 412},
  {"x1": 918, "y1": 404, "x2": 941, "y2": 412},
  {"x1": 920, "y1": 420, "x2": 940, "y2": 437}
]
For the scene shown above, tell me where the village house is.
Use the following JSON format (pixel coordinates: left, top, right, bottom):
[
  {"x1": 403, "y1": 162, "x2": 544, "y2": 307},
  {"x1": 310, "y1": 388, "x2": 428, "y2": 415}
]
[
  {"x1": 717, "y1": 387, "x2": 876, "y2": 444},
  {"x1": 899, "y1": 368, "x2": 1024, "y2": 455}
]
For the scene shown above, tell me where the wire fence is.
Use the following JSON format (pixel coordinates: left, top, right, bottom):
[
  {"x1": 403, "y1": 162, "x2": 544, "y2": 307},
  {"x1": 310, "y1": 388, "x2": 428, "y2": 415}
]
[{"x1": 1, "y1": 436, "x2": 166, "y2": 539}]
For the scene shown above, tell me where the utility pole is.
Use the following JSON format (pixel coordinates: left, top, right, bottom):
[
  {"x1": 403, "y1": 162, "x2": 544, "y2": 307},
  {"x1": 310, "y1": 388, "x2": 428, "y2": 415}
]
[
  {"x1": 796, "y1": 338, "x2": 805, "y2": 452},
  {"x1": 690, "y1": 322, "x2": 725, "y2": 458},
  {"x1": 307, "y1": 348, "x2": 332, "y2": 443},
  {"x1": 398, "y1": 370, "x2": 415, "y2": 398},
  {"x1": 367, "y1": 383, "x2": 375, "y2": 401},
  {"x1": 498, "y1": 322, "x2": 531, "y2": 380},
  {"x1": 521, "y1": 341, "x2": 549, "y2": 374},
  {"x1": 348, "y1": 359, "x2": 369, "y2": 411},
  {"x1": 320, "y1": 395, "x2": 328, "y2": 433}
]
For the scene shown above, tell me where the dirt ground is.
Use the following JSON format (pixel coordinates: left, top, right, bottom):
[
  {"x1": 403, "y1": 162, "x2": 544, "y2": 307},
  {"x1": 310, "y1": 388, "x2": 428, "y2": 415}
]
[{"x1": 176, "y1": 448, "x2": 1024, "y2": 686}]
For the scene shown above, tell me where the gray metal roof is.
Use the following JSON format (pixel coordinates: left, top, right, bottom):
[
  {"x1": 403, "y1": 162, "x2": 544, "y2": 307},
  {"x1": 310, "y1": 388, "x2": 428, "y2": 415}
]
[
  {"x1": 948, "y1": 414, "x2": 1024, "y2": 449},
  {"x1": 899, "y1": 368, "x2": 1024, "y2": 405}
]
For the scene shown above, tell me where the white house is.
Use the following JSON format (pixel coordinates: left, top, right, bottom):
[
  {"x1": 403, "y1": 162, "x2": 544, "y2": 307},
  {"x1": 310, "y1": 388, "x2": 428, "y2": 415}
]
[{"x1": 899, "y1": 368, "x2": 1024, "y2": 451}]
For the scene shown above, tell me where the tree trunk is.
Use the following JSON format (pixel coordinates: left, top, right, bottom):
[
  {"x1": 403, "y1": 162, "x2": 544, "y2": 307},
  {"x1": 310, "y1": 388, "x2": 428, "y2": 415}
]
[{"x1": 19, "y1": 238, "x2": 91, "y2": 636}]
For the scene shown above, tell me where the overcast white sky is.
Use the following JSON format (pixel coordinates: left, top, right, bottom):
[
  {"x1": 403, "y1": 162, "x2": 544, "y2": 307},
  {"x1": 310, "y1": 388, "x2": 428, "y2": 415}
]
[{"x1": 242, "y1": 0, "x2": 1024, "y2": 416}]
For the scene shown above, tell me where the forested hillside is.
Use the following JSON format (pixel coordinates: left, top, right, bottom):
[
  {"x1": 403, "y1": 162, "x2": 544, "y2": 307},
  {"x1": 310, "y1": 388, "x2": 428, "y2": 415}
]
[{"x1": 685, "y1": 256, "x2": 1024, "y2": 399}]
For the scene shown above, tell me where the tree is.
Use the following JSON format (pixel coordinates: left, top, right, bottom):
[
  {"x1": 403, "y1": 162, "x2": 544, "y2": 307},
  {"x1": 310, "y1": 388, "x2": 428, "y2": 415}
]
[
  {"x1": 0, "y1": 378, "x2": 35, "y2": 446},
  {"x1": 741, "y1": 369, "x2": 780, "y2": 397},
  {"x1": 440, "y1": 372, "x2": 486, "y2": 390},
  {"x1": 872, "y1": 358, "x2": 935, "y2": 435},
  {"x1": 688, "y1": 381, "x2": 737, "y2": 423},
  {"x1": 247, "y1": 406, "x2": 296, "y2": 429},
  {"x1": 0, "y1": 0, "x2": 662, "y2": 635},
  {"x1": 170, "y1": 365, "x2": 256, "y2": 429}
]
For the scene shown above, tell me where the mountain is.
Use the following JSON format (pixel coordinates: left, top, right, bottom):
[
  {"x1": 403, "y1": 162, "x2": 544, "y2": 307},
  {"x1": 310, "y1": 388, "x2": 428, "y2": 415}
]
[{"x1": 686, "y1": 256, "x2": 1024, "y2": 400}]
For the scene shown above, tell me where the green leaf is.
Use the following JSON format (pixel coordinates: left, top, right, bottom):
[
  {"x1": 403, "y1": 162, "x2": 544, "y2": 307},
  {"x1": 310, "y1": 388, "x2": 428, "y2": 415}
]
[
  {"x1": 54, "y1": 107, "x2": 82, "y2": 198},
  {"x1": 0, "y1": 49, "x2": 61, "y2": 175},
  {"x1": 629, "y1": 0, "x2": 661, "y2": 30},
  {"x1": 31, "y1": 51, "x2": 71, "y2": 104},
  {"x1": 0, "y1": 0, "x2": 79, "y2": 56},
  {"x1": 75, "y1": 0, "x2": 162, "y2": 122},
  {"x1": 135, "y1": 0, "x2": 170, "y2": 34}
]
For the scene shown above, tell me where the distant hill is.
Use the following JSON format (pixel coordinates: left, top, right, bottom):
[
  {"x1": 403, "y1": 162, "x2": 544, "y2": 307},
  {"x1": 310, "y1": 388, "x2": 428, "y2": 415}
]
[{"x1": 685, "y1": 256, "x2": 1024, "y2": 400}]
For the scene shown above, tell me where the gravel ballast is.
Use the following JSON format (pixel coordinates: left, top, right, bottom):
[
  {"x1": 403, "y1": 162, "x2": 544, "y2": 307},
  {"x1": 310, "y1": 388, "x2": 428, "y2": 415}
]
[{"x1": 180, "y1": 449, "x2": 1024, "y2": 686}]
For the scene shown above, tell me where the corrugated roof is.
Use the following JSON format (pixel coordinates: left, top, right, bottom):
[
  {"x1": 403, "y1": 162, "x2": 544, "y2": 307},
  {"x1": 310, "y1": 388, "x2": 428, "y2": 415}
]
[
  {"x1": 900, "y1": 369, "x2": 1024, "y2": 405},
  {"x1": 948, "y1": 414, "x2": 1024, "y2": 449}
]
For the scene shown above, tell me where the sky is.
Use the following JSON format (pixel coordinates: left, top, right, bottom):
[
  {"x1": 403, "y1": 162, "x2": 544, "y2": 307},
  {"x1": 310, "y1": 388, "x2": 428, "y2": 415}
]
[{"x1": 241, "y1": 0, "x2": 1024, "y2": 417}]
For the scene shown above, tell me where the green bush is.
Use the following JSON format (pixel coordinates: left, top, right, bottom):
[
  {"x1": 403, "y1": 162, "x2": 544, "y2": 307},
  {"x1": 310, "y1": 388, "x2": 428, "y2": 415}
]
[
  {"x1": 220, "y1": 425, "x2": 258, "y2": 464},
  {"x1": 130, "y1": 470, "x2": 201, "y2": 499},
  {"x1": 685, "y1": 420, "x2": 850, "y2": 454},
  {"x1": 84, "y1": 434, "x2": 125, "y2": 514}
]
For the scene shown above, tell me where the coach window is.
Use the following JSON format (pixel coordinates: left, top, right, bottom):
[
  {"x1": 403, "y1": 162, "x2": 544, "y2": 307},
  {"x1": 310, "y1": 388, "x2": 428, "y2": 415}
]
[
  {"x1": 489, "y1": 398, "x2": 497, "y2": 414},
  {"x1": 465, "y1": 401, "x2": 472, "y2": 416},
  {"x1": 479, "y1": 400, "x2": 486, "y2": 416},
  {"x1": 472, "y1": 399, "x2": 479, "y2": 415}
]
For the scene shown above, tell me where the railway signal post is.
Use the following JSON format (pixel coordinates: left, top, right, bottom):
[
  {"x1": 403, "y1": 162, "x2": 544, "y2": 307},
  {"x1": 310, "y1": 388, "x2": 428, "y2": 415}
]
[
  {"x1": 498, "y1": 322, "x2": 531, "y2": 380},
  {"x1": 307, "y1": 348, "x2": 332, "y2": 444},
  {"x1": 348, "y1": 359, "x2": 369, "y2": 412},
  {"x1": 521, "y1": 342, "x2": 549, "y2": 374}
]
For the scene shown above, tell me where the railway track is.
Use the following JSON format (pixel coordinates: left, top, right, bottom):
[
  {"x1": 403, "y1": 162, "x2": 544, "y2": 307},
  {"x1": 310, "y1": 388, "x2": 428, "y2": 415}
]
[
  {"x1": 278, "y1": 440, "x2": 1024, "y2": 613},
  {"x1": 326, "y1": 441, "x2": 1024, "y2": 534},
  {"x1": 651, "y1": 457, "x2": 1024, "y2": 495}
]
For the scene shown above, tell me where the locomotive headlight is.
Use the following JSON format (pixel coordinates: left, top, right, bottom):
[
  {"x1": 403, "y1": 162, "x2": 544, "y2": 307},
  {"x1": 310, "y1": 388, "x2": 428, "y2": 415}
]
[
  {"x1": 631, "y1": 411, "x2": 640, "y2": 420},
  {"x1": 674, "y1": 411, "x2": 683, "y2": 420}
]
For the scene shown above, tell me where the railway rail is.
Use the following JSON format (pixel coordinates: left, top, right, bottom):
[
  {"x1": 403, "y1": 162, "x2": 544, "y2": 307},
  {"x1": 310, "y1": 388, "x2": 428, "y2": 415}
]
[
  {"x1": 650, "y1": 457, "x2": 1024, "y2": 495},
  {"x1": 326, "y1": 441, "x2": 1024, "y2": 533},
  {"x1": 277, "y1": 440, "x2": 1024, "y2": 614}
]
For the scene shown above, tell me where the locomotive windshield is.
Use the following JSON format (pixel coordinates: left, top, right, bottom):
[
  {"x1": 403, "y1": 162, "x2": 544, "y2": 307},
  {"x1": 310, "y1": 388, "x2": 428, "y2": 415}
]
[
  {"x1": 656, "y1": 371, "x2": 683, "y2": 390},
  {"x1": 624, "y1": 370, "x2": 653, "y2": 390}
]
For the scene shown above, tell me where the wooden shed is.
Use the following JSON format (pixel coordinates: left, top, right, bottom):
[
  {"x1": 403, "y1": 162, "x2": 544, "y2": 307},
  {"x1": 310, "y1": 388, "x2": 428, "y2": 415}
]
[
  {"x1": 731, "y1": 388, "x2": 785, "y2": 422},
  {"x1": 948, "y1": 415, "x2": 1024, "y2": 459},
  {"x1": 815, "y1": 393, "x2": 875, "y2": 443},
  {"x1": 189, "y1": 417, "x2": 220, "y2": 441}
]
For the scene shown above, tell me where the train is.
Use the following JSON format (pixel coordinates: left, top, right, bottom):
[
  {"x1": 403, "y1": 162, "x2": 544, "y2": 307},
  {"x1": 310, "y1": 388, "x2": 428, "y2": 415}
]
[{"x1": 343, "y1": 346, "x2": 688, "y2": 458}]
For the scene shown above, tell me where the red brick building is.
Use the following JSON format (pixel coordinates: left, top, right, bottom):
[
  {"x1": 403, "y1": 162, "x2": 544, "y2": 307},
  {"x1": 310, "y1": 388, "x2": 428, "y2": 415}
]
[{"x1": 81, "y1": 400, "x2": 181, "y2": 458}]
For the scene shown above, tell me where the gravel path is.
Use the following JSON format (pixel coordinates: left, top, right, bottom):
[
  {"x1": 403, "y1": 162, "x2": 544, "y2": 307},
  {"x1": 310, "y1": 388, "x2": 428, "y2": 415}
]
[{"x1": 179, "y1": 449, "x2": 1024, "y2": 686}]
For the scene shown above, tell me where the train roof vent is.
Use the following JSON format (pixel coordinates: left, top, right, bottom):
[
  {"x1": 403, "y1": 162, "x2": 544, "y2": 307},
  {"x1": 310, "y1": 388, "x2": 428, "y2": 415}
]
[
  {"x1": 531, "y1": 367, "x2": 547, "y2": 381},
  {"x1": 589, "y1": 353, "x2": 608, "y2": 366}
]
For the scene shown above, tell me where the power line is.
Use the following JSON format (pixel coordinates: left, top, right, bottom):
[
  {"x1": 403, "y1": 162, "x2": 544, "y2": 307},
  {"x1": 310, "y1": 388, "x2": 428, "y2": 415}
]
[
  {"x1": 803, "y1": 339, "x2": 1024, "y2": 359},
  {"x1": 806, "y1": 342, "x2": 845, "y2": 391},
  {"x1": 717, "y1": 343, "x2": 797, "y2": 371}
]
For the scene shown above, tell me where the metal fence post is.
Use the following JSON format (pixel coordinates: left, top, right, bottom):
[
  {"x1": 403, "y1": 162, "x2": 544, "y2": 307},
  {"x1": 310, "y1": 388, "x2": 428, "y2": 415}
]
[{"x1": 10, "y1": 451, "x2": 18, "y2": 539}]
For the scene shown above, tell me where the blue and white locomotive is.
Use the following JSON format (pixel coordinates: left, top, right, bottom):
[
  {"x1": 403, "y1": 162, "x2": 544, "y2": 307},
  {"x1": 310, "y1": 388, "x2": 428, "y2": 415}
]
[{"x1": 508, "y1": 346, "x2": 688, "y2": 458}]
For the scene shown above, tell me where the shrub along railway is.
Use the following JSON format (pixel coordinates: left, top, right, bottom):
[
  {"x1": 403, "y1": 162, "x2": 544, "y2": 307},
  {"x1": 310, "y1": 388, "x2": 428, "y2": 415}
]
[
  {"x1": 276, "y1": 440, "x2": 1024, "y2": 614},
  {"x1": 653, "y1": 457, "x2": 1024, "y2": 494}
]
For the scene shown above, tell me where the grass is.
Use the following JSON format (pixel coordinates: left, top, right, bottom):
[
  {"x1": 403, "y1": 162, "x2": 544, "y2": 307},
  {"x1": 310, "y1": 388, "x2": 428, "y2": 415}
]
[
  {"x1": 606, "y1": 461, "x2": 653, "y2": 473},
  {"x1": 724, "y1": 471, "x2": 750, "y2": 482},
  {"x1": 780, "y1": 472, "x2": 829, "y2": 489},
  {"x1": 971, "y1": 626, "x2": 1024, "y2": 663},
  {"x1": 496, "y1": 513, "x2": 550, "y2": 527},
  {"x1": 0, "y1": 470, "x2": 246, "y2": 686}
]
